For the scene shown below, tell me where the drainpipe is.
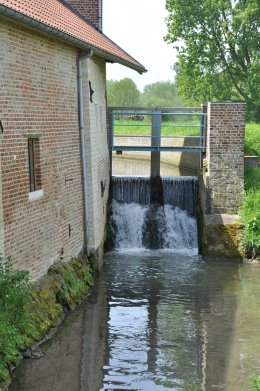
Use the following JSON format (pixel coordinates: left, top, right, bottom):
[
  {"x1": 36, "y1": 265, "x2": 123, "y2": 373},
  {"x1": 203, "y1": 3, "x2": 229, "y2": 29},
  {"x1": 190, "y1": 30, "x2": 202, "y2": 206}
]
[{"x1": 77, "y1": 51, "x2": 92, "y2": 254}]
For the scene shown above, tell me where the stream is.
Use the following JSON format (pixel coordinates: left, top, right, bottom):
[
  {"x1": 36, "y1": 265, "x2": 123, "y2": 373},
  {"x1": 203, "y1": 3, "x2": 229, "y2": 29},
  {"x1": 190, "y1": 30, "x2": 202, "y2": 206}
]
[{"x1": 9, "y1": 252, "x2": 260, "y2": 391}]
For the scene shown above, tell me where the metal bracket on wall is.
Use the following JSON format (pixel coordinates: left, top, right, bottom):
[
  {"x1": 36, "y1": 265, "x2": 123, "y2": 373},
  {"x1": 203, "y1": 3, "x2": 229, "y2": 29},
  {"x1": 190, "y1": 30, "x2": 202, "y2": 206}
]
[{"x1": 89, "y1": 81, "x2": 94, "y2": 103}]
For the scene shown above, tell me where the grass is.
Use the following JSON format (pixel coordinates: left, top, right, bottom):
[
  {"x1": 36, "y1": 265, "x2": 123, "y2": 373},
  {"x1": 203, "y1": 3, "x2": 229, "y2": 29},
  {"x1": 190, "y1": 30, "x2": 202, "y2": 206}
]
[
  {"x1": 114, "y1": 118, "x2": 260, "y2": 149},
  {"x1": 239, "y1": 123, "x2": 260, "y2": 259},
  {"x1": 250, "y1": 375, "x2": 260, "y2": 391},
  {"x1": 240, "y1": 166, "x2": 260, "y2": 259},
  {"x1": 113, "y1": 116, "x2": 201, "y2": 137},
  {"x1": 0, "y1": 262, "x2": 30, "y2": 383},
  {"x1": 245, "y1": 123, "x2": 260, "y2": 157}
]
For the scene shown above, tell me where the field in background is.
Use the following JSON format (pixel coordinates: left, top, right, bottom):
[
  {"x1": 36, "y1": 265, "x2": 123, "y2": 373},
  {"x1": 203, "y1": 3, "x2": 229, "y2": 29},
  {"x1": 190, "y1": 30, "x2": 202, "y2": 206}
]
[{"x1": 113, "y1": 115, "x2": 201, "y2": 137}]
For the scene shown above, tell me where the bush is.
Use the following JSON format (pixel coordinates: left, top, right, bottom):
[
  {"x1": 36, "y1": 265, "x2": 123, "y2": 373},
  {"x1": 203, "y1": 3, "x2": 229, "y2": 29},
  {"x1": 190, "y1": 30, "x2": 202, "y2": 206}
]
[
  {"x1": 250, "y1": 375, "x2": 260, "y2": 391},
  {"x1": 0, "y1": 261, "x2": 30, "y2": 383},
  {"x1": 240, "y1": 167, "x2": 260, "y2": 259},
  {"x1": 245, "y1": 123, "x2": 260, "y2": 157},
  {"x1": 0, "y1": 257, "x2": 93, "y2": 387}
]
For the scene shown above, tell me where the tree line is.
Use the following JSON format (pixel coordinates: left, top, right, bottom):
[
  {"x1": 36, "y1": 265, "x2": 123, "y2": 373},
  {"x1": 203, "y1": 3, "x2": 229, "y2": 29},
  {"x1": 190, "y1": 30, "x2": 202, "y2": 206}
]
[{"x1": 107, "y1": 79, "x2": 185, "y2": 108}]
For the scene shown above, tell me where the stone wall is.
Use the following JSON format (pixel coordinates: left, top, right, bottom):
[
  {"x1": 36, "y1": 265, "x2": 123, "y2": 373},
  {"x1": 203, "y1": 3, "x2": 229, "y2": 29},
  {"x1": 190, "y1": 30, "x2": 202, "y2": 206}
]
[
  {"x1": 206, "y1": 102, "x2": 246, "y2": 214},
  {"x1": 0, "y1": 17, "x2": 84, "y2": 279}
]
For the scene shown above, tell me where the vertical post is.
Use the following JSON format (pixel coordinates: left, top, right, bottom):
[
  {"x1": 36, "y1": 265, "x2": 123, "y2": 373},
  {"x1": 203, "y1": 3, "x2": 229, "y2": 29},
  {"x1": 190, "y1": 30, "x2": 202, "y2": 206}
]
[
  {"x1": 150, "y1": 110, "x2": 161, "y2": 178},
  {"x1": 106, "y1": 108, "x2": 113, "y2": 178}
]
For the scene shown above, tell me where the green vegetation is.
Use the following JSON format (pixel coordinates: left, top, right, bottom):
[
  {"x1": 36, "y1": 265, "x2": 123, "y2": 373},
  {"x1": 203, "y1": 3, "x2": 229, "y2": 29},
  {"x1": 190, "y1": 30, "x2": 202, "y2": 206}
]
[
  {"x1": 240, "y1": 123, "x2": 260, "y2": 259},
  {"x1": 0, "y1": 257, "x2": 93, "y2": 388},
  {"x1": 165, "y1": 0, "x2": 260, "y2": 121},
  {"x1": 0, "y1": 263, "x2": 30, "y2": 383},
  {"x1": 245, "y1": 123, "x2": 260, "y2": 157},
  {"x1": 250, "y1": 375, "x2": 260, "y2": 391},
  {"x1": 107, "y1": 80, "x2": 186, "y2": 109},
  {"x1": 141, "y1": 81, "x2": 185, "y2": 107},
  {"x1": 240, "y1": 166, "x2": 260, "y2": 259},
  {"x1": 114, "y1": 116, "x2": 201, "y2": 137},
  {"x1": 107, "y1": 78, "x2": 140, "y2": 106}
]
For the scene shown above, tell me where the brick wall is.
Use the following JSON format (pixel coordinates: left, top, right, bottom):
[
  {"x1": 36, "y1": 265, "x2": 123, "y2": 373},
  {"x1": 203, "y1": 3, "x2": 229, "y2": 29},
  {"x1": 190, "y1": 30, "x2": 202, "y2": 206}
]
[
  {"x1": 80, "y1": 55, "x2": 110, "y2": 259},
  {"x1": 206, "y1": 102, "x2": 246, "y2": 214},
  {"x1": 67, "y1": 0, "x2": 102, "y2": 30},
  {"x1": 0, "y1": 16, "x2": 84, "y2": 279}
]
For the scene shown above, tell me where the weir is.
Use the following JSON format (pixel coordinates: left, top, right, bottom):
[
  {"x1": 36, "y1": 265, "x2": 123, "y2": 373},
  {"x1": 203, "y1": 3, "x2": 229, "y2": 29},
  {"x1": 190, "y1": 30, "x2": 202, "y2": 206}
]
[{"x1": 109, "y1": 176, "x2": 198, "y2": 251}]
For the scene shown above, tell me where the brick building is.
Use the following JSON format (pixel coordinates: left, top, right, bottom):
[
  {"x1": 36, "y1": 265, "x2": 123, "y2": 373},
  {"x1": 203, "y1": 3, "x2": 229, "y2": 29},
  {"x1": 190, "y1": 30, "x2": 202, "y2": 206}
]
[{"x1": 0, "y1": 0, "x2": 146, "y2": 279}]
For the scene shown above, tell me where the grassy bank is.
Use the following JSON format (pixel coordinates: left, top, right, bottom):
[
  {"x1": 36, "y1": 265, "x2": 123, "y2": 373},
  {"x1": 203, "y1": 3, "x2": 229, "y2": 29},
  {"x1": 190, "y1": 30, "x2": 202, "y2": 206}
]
[
  {"x1": 240, "y1": 166, "x2": 260, "y2": 259},
  {"x1": 240, "y1": 123, "x2": 260, "y2": 260},
  {"x1": 0, "y1": 257, "x2": 93, "y2": 389},
  {"x1": 250, "y1": 375, "x2": 260, "y2": 391},
  {"x1": 245, "y1": 123, "x2": 260, "y2": 157}
]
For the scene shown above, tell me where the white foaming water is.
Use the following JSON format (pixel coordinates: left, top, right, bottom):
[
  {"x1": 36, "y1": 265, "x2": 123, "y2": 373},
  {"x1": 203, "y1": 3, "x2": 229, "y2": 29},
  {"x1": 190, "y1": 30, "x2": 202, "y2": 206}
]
[
  {"x1": 111, "y1": 201, "x2": 198, "y2": 253},
  {"x1": 163, "y1": 205, "x2": 198, "y2": 251},
  {"x1": 111, "y1": 200, "x2": 147, "y2": 250}
]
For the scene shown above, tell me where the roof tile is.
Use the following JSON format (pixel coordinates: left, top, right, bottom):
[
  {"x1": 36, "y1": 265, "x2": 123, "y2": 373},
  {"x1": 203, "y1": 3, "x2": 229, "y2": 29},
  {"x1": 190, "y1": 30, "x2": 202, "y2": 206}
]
[{"x1": 0, "y1": 0, "x2": 146, "y2": 72}]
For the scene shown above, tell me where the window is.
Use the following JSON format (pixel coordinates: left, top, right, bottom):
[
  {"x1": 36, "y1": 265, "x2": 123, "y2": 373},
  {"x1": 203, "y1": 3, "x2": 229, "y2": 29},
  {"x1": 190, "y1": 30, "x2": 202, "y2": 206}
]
[{"x1": 28, "y1": 137, "x2": 41, "y2": 192}]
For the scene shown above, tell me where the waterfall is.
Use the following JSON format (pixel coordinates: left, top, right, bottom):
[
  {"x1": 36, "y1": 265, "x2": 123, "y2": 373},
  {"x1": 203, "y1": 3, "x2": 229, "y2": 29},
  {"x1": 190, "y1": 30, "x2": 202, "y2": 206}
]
[
  {"x1": 112, "y1": 176, "x2": 151, "y2": 205},
  {"x1": 109, "y1": 176, "x2": 198, "y2": 252}
]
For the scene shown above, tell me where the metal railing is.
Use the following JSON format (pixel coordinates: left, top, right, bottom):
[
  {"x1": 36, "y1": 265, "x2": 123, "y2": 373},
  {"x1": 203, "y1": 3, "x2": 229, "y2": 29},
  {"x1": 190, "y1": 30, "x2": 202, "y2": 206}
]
[{"x1": 108, "y1": 107, "x2": 207, "y2": 153}]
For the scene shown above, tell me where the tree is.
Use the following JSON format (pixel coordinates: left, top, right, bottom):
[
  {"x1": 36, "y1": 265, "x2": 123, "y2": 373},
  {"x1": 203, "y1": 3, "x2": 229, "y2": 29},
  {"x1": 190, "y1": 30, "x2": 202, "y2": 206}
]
[
  {"x1": 107, "y1": 78, "x2": 140, "y2": 106},
  {"x1": 141, "y1": 81, "x2": 185, "y2": 107},
  {"x1": 165, "y1": 0, "x2": 260, "y2": 121}
]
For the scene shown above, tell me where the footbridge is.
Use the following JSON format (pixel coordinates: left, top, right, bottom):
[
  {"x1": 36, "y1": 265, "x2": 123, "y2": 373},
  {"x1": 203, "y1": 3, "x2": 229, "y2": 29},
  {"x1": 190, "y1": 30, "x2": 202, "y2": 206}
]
[
  {"x1": 107, "y1": 103, "x2": 246, "y2": 216},
  {"x1": 108, "y1": 106, "x2": 207, "y2": 154},
  {"x1": 108, "y1": 106, "x2": 206, "y2": 178}
]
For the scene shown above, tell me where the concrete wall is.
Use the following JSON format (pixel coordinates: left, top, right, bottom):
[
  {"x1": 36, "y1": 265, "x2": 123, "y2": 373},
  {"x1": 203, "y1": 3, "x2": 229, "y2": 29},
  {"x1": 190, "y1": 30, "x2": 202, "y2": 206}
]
[
  {"x1": 0, "y1": 17, "x2": 84, "y2": 279},
  {"x1": 206, "y1": 102, "x2": 246, "y2": 214},
  {"x1": 81, "y1": 55, "x2": 110, "y2": 262}
]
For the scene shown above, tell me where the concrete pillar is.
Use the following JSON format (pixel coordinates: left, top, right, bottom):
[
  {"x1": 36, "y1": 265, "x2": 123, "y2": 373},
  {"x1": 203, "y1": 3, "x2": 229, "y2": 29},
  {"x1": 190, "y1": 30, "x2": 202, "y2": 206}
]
[
  {"x1": 206, "y1": 102, "x2": 246, "y2": 214},
  {"x1": 150, "y1": 111, "x2": 161, "y2": 178}
]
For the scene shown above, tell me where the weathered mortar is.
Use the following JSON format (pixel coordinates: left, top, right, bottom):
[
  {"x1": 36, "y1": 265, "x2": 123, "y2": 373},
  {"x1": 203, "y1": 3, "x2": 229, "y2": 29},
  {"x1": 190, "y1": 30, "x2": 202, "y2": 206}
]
[
  {"x1": 0, "y1": 17, "x2": 110, "y2": 278},
  {"x1": 0, "y1": 17, "x2": 84, "y2": 279},
  {"x1": 198, "y1": 102, "x2": 246, "y2": 259},
  {"x1": 206, "y1": 102, "x2": 246, "y2": 214}
]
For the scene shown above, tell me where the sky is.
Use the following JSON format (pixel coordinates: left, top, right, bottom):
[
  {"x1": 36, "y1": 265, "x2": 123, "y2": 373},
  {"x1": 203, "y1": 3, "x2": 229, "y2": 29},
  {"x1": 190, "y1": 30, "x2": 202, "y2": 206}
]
[{"x1": 103, "y1": 0, "x2": 177, "y2": 92}]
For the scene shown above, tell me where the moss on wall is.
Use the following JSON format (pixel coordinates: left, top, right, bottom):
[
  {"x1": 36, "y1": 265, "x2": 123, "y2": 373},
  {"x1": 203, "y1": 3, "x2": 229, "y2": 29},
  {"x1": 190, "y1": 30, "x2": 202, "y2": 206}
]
[
  {"x1": 0, "y1": 256, "x2": 93, "y2": 390},
  {"x1": 203, "y1": 222, "x2": 246, "y2": 259}
]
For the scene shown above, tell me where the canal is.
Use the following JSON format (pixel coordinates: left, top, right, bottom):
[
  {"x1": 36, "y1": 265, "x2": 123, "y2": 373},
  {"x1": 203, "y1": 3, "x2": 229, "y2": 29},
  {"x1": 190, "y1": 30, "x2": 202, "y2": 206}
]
[
  {"x1": 9, "y1": 252, "x2": 260, "y2": 391},
  {"x1": 8, "y1": 171, "x2": 260, "y2": 391}
]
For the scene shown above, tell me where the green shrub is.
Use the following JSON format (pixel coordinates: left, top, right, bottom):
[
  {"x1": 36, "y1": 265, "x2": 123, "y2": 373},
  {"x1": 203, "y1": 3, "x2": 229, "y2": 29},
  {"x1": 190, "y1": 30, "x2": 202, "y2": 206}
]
[
  {"x1": 245, "y1": 123, "x2": 260, "y2": 157},
  {"x1": 240, "y1": 167, "x2": 260, "y2": 259},
  {"x1": 0, "y1": 261, "x2": 30, "y2": 383},
  {"x1": 250, "y1": 375, "x2": 260, "y2": 391},
  {"x1": 0, "y1": 257, "x2": 93, "y2": 387}
]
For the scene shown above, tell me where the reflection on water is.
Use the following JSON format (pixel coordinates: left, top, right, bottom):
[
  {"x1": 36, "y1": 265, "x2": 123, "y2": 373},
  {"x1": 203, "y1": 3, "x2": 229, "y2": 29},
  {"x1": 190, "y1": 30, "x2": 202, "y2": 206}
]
[{"x1": 9, "y1": 253, "x2": 260, "y2": 391}]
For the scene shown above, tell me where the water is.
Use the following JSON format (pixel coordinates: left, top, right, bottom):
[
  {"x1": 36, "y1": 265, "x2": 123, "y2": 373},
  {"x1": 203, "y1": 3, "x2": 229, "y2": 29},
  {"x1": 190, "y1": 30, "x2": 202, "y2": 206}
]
[
  {"x1": 9, "y1": 254, "x2": 260, "y2": 391},
  {"x1": 111, "y1": 202, "x2": 197, "y2": 252},
  {"x1": 9, "y1": 176, "x2": 260, "y2": 390},
  {"x1": 111, "y1": 176, "x2": 198, "y2": 215},
  {"x1": 110, "y1": 176, "x2": 198, "y2": 251}
]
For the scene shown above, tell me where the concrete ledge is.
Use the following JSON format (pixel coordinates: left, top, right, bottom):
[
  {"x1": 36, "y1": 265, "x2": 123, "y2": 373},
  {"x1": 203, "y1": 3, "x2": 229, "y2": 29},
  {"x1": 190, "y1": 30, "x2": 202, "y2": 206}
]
[
  {"x1": 204, "y1": 213, "x2": 240, "y2": 225},
  {"x1": 244, "y1": 156, "x2": 260, "y2": 168}
]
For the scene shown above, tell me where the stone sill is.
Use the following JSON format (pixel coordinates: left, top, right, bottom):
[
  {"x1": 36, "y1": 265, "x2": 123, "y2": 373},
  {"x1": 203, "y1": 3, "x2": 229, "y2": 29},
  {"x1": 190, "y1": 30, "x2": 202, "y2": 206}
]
[{"x1": 29, "y1": 189, "x2": 43, "y2": 201}]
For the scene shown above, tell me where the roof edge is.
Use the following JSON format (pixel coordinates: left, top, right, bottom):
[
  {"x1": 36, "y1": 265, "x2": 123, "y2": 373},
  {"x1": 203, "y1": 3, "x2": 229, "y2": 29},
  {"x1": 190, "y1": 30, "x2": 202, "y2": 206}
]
[{"x1": 0, "y1": 4, "x2": 147, "y2": 74}]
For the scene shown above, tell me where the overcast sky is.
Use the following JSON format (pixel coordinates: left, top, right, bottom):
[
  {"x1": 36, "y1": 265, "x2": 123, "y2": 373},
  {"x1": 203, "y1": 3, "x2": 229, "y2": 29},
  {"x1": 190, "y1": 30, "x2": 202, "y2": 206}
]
[{"x1": 103, "y1": 0, "x2": 177, "y2": 91}]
